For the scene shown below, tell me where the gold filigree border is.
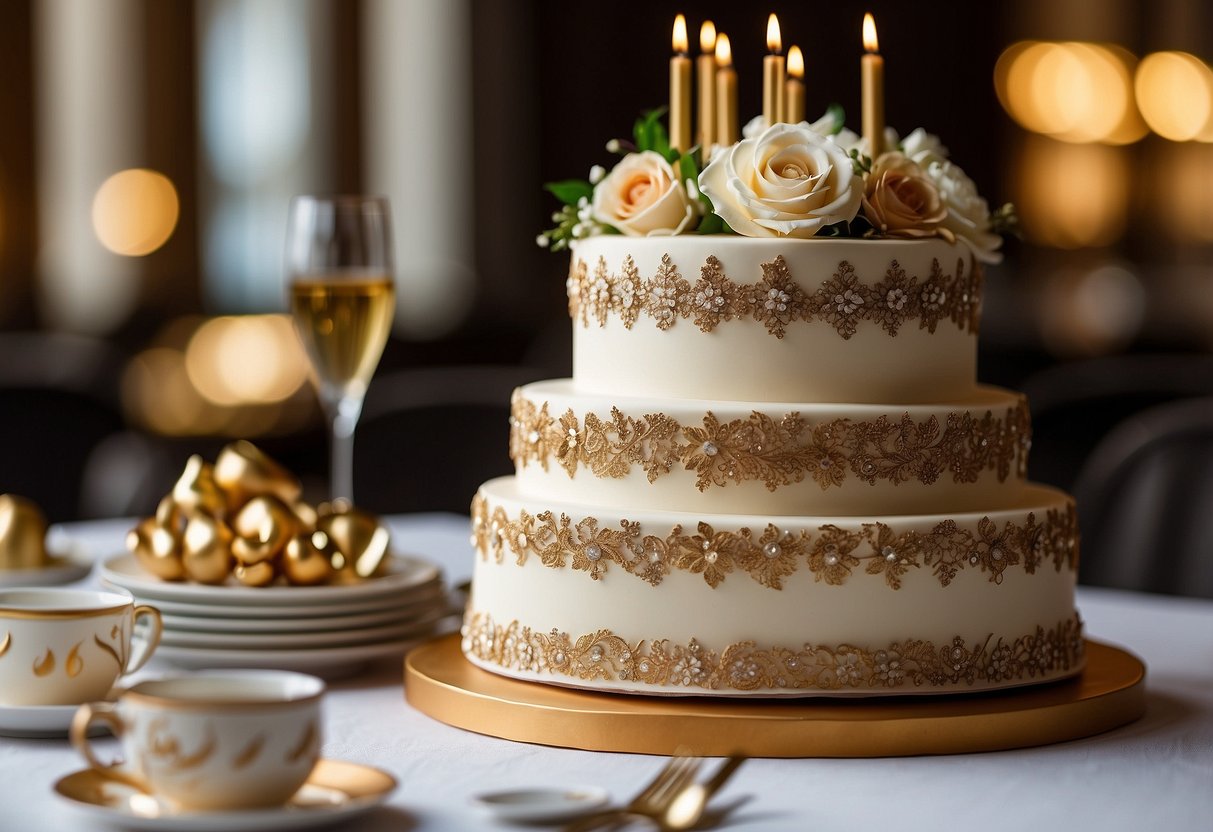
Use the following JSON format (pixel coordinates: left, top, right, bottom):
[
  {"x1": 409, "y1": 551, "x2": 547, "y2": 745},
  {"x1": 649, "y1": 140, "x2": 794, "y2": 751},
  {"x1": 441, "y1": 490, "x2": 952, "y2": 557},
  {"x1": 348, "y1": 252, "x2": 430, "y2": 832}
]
[
  {"x1": 470, "y1": 494, "x2": 1079, "y2": 590},
  {"x1": 462, "y1": 612, "x2": 1084, "y2": 693},
  {"x1": 567, "y1": 253, "x2": 982, "y2": 339},
  {"x1": 510, "y1": 395, "x2": 1030, "y2": 492}
]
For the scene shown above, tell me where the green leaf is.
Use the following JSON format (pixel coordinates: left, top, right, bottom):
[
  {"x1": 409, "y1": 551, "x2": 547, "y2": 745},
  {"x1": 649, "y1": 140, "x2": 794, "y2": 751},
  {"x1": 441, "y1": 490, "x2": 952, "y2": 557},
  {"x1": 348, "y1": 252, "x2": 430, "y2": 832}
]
[
  {"x1": 634, "y1": 107, "x2": 669, "y2": 154},
  {"x1": 677, "y1": 151, "x2": 700, "y2": 185},
  {"x1": 695, "y1": 212, "x2": 726, "y2": 235},
  {"x1": 544, "y1": 180, "x2": 593, "y2": 206},
  {"x1": 823, "y1": 104, "x2": 845, "y2": 135}
]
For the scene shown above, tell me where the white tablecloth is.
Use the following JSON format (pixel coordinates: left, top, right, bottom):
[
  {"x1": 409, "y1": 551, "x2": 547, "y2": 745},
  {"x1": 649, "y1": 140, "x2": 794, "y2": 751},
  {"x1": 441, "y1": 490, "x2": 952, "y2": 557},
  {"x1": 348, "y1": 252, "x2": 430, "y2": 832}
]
[{"x1": 2, "y1": 514, "x2": 1211, "y2": 831}]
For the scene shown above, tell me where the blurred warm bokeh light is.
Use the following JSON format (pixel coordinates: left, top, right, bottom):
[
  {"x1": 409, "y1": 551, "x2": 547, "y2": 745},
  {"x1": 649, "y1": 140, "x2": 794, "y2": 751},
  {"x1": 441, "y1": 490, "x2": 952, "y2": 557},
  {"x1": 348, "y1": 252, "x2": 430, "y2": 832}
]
[
  {"x1": 1134, "y1": 51, "x2": 1213, "y2": 142},
  {"x1": 996, "y1": 41, "x2": 1147, "y2": 145},
  {"x1": 91, "y1": 168, "x2": 180, "y2": 256},
  {"x1": 122, "y1": 315, "x2": 315, "y2": 437},
  {"x1": 185, "y1": 315, "x2": 309, "y2": 406},
  {"x1": 1016, "y1": 137, "x2": 1130, "y2": 249}
]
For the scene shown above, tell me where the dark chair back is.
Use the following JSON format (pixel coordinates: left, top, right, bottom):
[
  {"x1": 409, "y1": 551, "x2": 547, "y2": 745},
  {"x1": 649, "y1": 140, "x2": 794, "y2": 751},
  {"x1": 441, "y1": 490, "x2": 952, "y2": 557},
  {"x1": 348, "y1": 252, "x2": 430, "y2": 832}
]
[
  {"x1": 1074, "y1": 396, "x2": 1213, "y2": 598},
  {"x1": 353, "y1": 365, "x2": 549, "y2": 515},
  {"x1": 0, "y1": 333, "x2": 128, "y2": 522}
]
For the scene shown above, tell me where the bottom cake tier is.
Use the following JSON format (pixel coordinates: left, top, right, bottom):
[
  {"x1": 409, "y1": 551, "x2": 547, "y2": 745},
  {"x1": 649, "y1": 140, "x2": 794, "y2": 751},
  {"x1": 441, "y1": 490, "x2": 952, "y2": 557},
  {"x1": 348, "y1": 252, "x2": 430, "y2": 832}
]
[{"x1": 464, "y1": 477, "x2": 1083, "y2": 697}]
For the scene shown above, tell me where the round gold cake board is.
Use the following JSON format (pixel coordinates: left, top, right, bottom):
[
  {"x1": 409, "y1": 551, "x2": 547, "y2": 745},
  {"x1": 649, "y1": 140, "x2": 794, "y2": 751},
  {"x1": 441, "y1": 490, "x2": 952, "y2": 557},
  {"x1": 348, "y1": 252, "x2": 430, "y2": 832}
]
[{"x1": 404, "y1": 635, "x2": 1146, "y2": 757}]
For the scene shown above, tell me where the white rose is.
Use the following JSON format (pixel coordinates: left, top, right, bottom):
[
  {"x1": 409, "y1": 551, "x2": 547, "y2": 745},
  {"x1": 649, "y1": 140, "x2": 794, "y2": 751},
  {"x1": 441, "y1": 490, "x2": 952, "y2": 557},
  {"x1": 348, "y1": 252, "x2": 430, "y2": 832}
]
[
  {"x1": 742, "y1": 114, "x2": 767, "y2": 140},
  {"x1": 698, "y1": 122, "x2": 863, "y2": 238},
  {"x1": 927, "y1": 160, "x2": 1003, "y2": 264},
  {"x1": 591, "y1": 151, "x2": 699, "y2": 237},
  {"x1": 901, "y1": 128, "x2": 949, "y2": 167}
]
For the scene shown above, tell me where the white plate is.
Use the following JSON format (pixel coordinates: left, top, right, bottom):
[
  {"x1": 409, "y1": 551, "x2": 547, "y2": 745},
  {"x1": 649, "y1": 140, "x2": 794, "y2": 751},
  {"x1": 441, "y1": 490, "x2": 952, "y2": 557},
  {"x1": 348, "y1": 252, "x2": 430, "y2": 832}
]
[
  {"x1": 151, "y1": 626, "x2": 455, "y2": 679},
  {"x1": 0, "y1": 546, "x2": 93, "y2": 588},
  {"x1": 0, "y1": 700, "x2": 111, "y2": 739},
  {"x1": 132, "y1": 579, "x2": 444, "y2": 619},
  {"x1": 100, "y1": 553, "x2": 440, "y2": 607},
  {"x1": 157, "y1": 610, "x2": 450, "y2": 650},
  {"x1": 472, "y1": 786, "x2": 610, "y2": 823},
  {"x1": 159, "y1": 592, "x2": 449, "y2": 633},
  {"x1": 54, "y1": 758, "x2": 397, "y2": 831}
]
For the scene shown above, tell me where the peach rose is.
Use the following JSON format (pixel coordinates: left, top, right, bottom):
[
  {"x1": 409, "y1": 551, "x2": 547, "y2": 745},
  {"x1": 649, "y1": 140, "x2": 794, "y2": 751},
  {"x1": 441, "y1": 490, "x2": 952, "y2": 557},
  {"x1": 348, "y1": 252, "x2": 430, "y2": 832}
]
[
  {"x1": 591, "y1": 151, "x2": 698, "y2": 237},
  {"x1": 861, "y1": 152, "x2": 952, "y2": 240}
]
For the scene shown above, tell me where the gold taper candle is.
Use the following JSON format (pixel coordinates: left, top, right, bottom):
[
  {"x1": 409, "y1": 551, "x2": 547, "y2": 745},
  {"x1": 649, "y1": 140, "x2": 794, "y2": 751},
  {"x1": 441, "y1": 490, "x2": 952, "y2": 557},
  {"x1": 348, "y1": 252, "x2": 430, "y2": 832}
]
[
  {"x1": 861, "y1": 12, "x2": 885, "y2": 157},
  {"x1": 697, "y1": 21, "x2": 717, "y2": 151},
  {"x1": 786, "y1": 45, "x2": 805, "y2": 124},
  {"x1": 762, "y1": 14, "x2": 785, "y2": 127},
  {"x1": 670, "y1": 14, "x2": 693, "y2": 153},
  {"x1": 715, "y1": 33, "x2": 739, "y2": 146}
]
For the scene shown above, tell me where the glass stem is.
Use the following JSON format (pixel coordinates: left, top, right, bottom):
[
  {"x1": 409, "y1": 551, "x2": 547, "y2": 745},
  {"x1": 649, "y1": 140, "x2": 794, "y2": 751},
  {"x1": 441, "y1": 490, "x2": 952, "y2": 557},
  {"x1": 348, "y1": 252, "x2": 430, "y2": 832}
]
[{"x1": 324, "y1": 393, "x2": 364, "y2": 503}]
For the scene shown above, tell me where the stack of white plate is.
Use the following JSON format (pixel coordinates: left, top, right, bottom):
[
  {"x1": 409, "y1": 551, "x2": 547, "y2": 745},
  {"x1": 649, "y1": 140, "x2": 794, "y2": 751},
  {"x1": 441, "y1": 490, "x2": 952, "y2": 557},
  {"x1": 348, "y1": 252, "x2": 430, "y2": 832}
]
[{"x1": 100, "y1": 553, "x2": 455, "y2": 679}]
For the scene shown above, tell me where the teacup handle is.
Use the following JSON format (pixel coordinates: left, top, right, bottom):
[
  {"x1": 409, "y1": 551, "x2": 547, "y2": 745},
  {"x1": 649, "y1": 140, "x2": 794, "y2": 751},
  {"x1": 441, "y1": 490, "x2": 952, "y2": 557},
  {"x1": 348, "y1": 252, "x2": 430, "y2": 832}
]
[
  {"x1": 69, "y1": 702, "x2": 144, "y2": 789},
  {"x1": 124, "y1": 605, "x2": 163, "y2": 675}
]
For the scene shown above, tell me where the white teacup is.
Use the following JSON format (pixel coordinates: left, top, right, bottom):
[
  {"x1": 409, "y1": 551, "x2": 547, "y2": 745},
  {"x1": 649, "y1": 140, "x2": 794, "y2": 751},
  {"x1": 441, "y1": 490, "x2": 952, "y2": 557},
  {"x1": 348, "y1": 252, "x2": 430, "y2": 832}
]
[
  {"x1": 0, "y1": 588, "x2": 162, "y2": 706},
  {"x1": 71, "y1": 670, "x2": 324, "y2": 811}
]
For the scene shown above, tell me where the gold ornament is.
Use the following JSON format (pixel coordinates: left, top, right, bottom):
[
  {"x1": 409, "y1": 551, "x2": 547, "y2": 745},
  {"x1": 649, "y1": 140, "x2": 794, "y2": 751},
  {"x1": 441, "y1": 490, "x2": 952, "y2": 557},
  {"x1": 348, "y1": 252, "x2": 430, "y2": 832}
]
[
  {"x1": 128, "y1": 442, "x2": 390, "y2": 588},
  {"x1": 318, "y1": 508, "x2": 390, "y2": 579},
  {"x1": 126, "y1": 517, "x2": 186, "y2": 581},
  {"x1": 214, "y1": 441, "x2": 302, "y2": 513},
  {"x1": 283, "y1": 531, "x2": 338, "y2": 586},
  {"x1": 230, "y1": 496, "x2": 295, "y2": 565},
  {"x1": 291, "y1": 500, "x2": 318, "y2": 532},
  {"x1": 233, "y1": 560, "x2": 277, "y2": 587},
  {"x1": 0, "y1": 494, "x2": 49, "y2": 570},
  {"x1": 170, "y1": 456, "x2": 225, "y2": 517},
  {"x1": 182, "y1": 514, "x2": 233, "y2": 584}
]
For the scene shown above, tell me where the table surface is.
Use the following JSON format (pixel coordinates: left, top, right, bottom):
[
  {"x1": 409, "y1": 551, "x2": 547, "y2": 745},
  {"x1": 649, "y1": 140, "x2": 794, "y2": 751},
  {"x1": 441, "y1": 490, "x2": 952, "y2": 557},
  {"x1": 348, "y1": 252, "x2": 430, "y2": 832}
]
[{"x1": 2, "y1": 514, "x2": 1211, "y2": 832}]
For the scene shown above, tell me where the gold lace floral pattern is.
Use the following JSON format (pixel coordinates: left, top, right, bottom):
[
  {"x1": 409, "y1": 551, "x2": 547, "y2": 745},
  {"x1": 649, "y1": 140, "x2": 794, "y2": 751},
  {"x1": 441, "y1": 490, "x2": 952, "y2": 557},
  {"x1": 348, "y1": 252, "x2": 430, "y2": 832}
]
[
  {"x1": 566, "y1": 253, "x2": 982, "y2": 339},
  {"x1": 461, "y1": 612, "x2": 1084, "y2": 692},
  {"x1": 510, "y1": 395, "x2": 1031, "y2": 492},
  {"x1": 470, "y1": 493, "x2": 1079, "y2": 590}
]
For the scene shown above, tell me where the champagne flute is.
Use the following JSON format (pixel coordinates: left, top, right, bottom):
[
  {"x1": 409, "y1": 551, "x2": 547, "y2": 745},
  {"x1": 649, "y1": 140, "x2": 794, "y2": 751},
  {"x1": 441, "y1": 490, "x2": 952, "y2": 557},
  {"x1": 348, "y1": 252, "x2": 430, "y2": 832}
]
[{"x1": 286, "y1": 195, "x2": 395, "y2": 503}]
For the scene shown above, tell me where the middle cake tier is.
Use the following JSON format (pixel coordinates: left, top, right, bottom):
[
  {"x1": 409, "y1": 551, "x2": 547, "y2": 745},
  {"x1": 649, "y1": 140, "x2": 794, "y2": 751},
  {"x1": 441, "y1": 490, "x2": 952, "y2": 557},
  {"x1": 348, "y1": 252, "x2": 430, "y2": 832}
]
[{"x1": 510, "y1": 380, "x2": 1031, "y2": 516}]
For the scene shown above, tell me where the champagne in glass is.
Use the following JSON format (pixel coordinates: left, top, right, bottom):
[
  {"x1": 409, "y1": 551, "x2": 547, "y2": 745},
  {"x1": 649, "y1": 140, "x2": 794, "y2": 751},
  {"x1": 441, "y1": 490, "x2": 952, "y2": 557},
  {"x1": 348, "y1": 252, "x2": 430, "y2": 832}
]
[{"x1": 286, "y1": 196, "x2": 395, "y2": 502}]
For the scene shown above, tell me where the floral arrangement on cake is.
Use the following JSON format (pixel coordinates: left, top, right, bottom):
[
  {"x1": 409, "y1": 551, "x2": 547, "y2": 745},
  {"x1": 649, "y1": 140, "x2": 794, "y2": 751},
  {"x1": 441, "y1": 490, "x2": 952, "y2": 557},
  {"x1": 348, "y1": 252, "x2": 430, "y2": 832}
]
[{"x1": 537, "y1": 13, "x2": 1016, "y2": 263}]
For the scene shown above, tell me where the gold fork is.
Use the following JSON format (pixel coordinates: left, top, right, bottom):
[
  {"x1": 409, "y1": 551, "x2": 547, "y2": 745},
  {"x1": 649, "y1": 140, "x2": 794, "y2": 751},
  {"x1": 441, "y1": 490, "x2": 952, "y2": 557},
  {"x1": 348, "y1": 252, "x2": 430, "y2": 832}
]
[{"x1": 564, "y1": 752, "x2": 703, "y2": 832}]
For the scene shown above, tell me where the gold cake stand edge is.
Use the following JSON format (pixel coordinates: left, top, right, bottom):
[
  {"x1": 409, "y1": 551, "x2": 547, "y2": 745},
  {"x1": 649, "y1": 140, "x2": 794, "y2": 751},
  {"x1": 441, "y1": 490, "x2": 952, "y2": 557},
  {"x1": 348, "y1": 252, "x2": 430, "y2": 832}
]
[{"x1": 403, "y1": 634, "x2": 1145, "y2": 757}]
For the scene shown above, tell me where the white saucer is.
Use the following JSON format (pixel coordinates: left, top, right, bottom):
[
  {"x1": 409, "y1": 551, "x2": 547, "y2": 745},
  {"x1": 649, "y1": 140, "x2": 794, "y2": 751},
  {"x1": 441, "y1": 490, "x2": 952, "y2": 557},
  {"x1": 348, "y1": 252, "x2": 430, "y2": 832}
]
[
  {"x1": 54, "y1": 758, "x2": 397, "y2": 831},
  {"x1": 101, "y1": 553, "x2": 440, "y2": 607},
  {"x1": 157, "y1": 609, "x2": 449, "y2": 650},
  {"x1": 0, "y1": 547, "x2": 93, "y2": 588},
  {"x1": 473, "y1": 786, "x2": 610, "y2": 823},
  {"x1": 136, "y1": 582, "x2": 442, "y2": 619},
  {"x1": 0, "y1": 701, "x2": 109, "y2": 739},
  {"x1": 159, "y1": 591, "x2": 449, "y2": 633},
  {"x1": 151, "y1": 625, "x2": 456, "y2": 679}
]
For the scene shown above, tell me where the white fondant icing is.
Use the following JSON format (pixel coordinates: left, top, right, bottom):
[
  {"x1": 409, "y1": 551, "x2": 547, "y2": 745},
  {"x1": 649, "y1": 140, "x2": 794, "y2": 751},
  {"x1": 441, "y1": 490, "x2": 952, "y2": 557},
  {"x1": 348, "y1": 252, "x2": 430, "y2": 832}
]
[
  {"x1": 511, "y1": 380, "x2": 1028, "y2": 516},
  {"x1": 465, "y1": 477, "x2": 1080, "y2": 696},
  {"x1": 570, "y1": 236, "x2": 978, "y2": 403}
]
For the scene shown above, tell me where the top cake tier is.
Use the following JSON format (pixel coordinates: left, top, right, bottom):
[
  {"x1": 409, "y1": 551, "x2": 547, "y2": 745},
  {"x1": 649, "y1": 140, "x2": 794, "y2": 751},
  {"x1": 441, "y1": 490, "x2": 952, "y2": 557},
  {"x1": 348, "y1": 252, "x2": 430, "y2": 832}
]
[{"x1": 569, "y1": 236, "x2": 981, "y2": 404}]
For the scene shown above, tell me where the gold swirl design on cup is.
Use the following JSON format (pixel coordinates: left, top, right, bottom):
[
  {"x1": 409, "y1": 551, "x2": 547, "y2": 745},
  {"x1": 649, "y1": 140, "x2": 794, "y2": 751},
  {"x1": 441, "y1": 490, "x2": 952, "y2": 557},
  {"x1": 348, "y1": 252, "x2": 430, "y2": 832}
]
[
  {"x1": 285, "y1": 720, "x2": 317, "y2": 764},
  {"x1": 148, "y1": 717, "x2": 218, "y2": 771},
  {"x1": 33, "y1": 648, "x2": 54, "y2": 676},
  {"x1": 0, "y1": 632, "x2": 10, "y2": 659},
  {"x1": 66, "y1": 642, "x2": 84, "y2": 678},
  {"x1": 232, "y1": 734, "x2": 266, "y2": 770},
  {"x1": 92, "y1": 633, "x2": 124, "y2": 670}
]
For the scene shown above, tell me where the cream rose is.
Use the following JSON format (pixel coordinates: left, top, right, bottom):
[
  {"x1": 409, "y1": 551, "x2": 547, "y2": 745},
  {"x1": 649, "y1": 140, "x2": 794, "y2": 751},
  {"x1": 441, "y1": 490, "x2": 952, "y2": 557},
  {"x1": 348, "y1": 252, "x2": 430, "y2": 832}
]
[
  {"x1": 861, "y1": 152, "x2": 951, "y2": 239},
  {"x1": 900, "y1": 128, "x2": 949, "y2": 167},
  {"x1": 591, "y1": 151, "x2": 698, "y2": 237},
  {"x1": 927, "y1": 160, "x2": 1003, "y2": 264},
  {"x1": 698, "y1": 122, "x2": 862, "y2": 238}
]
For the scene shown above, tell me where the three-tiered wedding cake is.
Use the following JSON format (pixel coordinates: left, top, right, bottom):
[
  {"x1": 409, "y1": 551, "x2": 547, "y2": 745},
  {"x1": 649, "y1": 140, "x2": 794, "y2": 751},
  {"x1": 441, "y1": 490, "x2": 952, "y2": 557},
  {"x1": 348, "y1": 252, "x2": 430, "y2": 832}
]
[{"x1": 462, "y1": 235, "x2": 1082, "y2": 696}]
